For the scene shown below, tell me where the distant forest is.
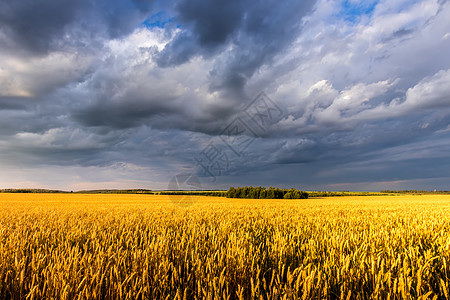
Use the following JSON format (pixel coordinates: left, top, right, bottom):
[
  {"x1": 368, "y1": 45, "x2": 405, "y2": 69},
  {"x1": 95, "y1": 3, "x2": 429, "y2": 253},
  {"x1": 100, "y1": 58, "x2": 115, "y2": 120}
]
[{"x1": 227, "y1": 186, "x2": 308, "y2": 199}]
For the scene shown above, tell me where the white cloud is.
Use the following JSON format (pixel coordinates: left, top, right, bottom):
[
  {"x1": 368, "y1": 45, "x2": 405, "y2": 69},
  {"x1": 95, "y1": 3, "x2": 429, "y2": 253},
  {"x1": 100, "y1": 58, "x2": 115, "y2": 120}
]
[
  {"x1": 0, "y1": 51, "x2": 98, "y2": 97},
  {"x1": 353, "y1": 68, "x2": 450, "y2": 120},
  {"x1": 312, "y1": 79, "x2": 397, "y2": 125},
  {"x1": 403, "y1": 69, "x2": 450, "y2": 110},
  {"x1": 12, "y1": 127, "x2": 109, "y2": 150},
  {"x1": 360, "y1": 0, "x2": 440, "y2": 44}
]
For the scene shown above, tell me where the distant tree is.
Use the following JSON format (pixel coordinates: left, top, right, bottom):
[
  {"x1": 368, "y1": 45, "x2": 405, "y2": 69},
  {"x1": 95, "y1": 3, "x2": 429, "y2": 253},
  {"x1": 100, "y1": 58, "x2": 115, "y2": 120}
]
[
  {"x1": 227, "y1": 187, "x2": 236, "y2": 198},
  {"x1": 283, "y1": 192, "x2": 293, "y2": 199},
  {"x1": 274, "y1": 188, "x2": 284, "y2": 199},
  {"x1": 260, "y1": 188, "x2": 267, "y2": 199}
]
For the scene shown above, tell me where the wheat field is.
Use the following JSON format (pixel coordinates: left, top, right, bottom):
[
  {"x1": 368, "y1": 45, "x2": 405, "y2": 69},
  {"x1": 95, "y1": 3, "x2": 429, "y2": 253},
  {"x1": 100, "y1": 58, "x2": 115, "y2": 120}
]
[{"x1": 0, "y1": 193, "x2": 449, "y2": 299}]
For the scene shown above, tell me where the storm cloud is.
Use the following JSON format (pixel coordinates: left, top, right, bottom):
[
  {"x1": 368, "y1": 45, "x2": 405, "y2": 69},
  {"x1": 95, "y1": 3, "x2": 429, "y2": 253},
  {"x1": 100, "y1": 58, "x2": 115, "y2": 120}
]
[{"x1": 1, "y1": 0, "x2": 450, "y2": 191}]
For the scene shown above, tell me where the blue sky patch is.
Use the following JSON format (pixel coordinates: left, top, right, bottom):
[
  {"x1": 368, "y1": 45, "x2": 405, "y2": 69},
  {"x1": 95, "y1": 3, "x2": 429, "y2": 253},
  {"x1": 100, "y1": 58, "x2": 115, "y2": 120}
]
[
  {"x1": 339, "y1": 0, "x2": 378, "y2": 23},
  {"x1": 142, "y1": 11, "x2": 173, "y2": 29}
]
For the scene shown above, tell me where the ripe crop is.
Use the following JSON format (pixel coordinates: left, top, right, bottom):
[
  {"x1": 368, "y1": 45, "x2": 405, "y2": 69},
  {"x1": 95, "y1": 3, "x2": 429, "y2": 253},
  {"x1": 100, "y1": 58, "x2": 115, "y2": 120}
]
[{"x1": 0, "y1": 193, "x2": 449, "y2": 299}]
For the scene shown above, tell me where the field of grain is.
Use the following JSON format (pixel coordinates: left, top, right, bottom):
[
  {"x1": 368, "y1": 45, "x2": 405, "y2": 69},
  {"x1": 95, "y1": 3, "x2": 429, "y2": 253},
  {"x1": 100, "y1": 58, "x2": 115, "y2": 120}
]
[{"x1": 1, "y1": 193, "x2": 449, "y2": 299}]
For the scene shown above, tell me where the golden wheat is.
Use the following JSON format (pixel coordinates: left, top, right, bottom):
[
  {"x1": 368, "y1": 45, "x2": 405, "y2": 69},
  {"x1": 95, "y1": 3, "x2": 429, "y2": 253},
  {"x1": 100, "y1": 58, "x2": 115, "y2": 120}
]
[{"x1": 0, "y1": 193, "x2": 449, "y2": 299}]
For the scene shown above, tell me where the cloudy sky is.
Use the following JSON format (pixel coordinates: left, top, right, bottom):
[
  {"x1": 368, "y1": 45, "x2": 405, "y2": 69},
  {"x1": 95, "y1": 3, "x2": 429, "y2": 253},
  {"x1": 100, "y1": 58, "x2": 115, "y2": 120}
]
[{"x1": 1, "y1": 0, "x2": 450, "y2": 191}]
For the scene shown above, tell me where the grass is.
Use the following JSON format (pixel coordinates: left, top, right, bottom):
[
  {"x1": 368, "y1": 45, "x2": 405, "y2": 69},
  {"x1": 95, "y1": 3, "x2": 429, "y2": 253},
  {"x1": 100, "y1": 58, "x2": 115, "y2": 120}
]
[{"x1": 0, "y1": 193, "x2": 449, "y2": 299}]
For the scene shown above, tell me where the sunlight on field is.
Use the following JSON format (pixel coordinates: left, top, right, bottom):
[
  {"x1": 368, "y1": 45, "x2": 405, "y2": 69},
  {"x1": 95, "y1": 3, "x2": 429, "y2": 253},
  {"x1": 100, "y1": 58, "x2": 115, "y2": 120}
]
[{"x1": 1, "y1": 193, "x2": 450, "y2": 299}]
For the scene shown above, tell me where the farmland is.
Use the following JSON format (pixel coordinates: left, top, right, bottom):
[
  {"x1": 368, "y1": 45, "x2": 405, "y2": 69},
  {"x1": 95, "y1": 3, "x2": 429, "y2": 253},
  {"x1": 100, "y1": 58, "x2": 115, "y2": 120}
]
[{"x1": 1, "y1": 193, "x2": 450, "y2": 299}]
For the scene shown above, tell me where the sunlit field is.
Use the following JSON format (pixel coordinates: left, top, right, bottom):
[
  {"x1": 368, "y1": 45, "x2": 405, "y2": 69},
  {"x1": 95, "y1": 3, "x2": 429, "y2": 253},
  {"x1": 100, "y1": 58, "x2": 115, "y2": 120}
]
[{"x1": 1, "y1": 193, "x2": 450, "y2": 299}]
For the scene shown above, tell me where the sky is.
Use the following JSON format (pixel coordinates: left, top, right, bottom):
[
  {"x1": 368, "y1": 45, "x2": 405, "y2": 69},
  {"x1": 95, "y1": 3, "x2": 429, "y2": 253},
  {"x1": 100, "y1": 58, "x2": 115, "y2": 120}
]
[{"x1": 1, "y1": 0, "x2": 450, "y2": 191}]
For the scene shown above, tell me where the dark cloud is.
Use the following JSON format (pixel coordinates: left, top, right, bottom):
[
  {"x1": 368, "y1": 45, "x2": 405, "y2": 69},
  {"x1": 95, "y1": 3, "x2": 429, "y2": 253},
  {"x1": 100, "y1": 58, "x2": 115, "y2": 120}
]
[
  {"x1": 177, "y1": 0, "x2": 245, "y2": 48},
  {"x1": 156, "y1": 0, "x2": 246, "y2": 66},
  {"x1": 156, "y1": 32, "x2": 199, "y2": 66},
  {"x1": 157, "y1": 0, "x2": 316, "y2": 93},
  {"x1": 0, "y1": 0, "x2": 83, "y2": 54},
  {"x1": 0, "y1": 0, "x2": 155, "y2": 55},
  {"x1": 0, "y1": 96, "x2": 31, "y2": 111},
  {"x1": 1, "y1": 0, "x2": 450, "y2": 190}
]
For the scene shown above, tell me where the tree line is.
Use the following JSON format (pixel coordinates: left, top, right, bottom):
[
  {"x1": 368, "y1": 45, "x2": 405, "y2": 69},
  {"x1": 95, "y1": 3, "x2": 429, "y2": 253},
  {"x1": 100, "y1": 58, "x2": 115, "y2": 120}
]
[{"x1": 227, "y1": 186, "x2": 308, "y2": 199}]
